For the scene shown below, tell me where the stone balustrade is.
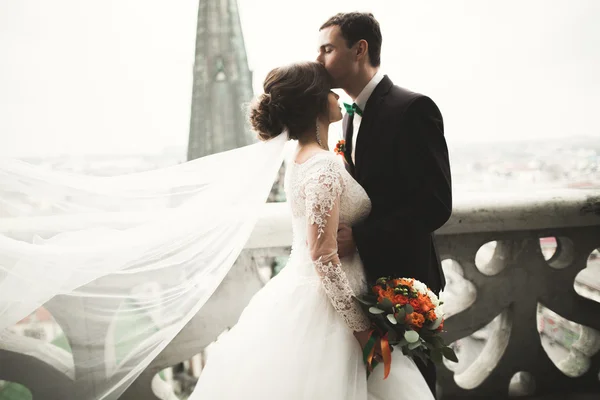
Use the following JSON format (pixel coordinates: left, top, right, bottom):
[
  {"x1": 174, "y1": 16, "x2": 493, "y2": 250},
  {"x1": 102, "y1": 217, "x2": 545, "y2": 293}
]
[{"x1": 1, "y1": 189, "x2": 599, "y2": 399}]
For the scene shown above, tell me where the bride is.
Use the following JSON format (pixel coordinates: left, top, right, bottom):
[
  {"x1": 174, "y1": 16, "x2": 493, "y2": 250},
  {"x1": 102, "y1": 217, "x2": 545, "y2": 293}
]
[{"x1": 189, "y1": 61, "x2": 433, "y2": 399}]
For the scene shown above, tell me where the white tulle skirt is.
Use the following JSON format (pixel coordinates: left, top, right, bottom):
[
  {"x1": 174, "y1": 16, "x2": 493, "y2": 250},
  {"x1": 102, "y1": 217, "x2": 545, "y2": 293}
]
[{"x1": 189, "y1": 252, "x2": 434, "y2": 400}]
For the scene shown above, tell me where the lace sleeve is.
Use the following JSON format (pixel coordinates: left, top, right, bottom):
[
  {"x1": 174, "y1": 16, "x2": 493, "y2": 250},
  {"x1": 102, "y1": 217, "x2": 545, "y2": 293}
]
[{"x1": 304, "y1": 159, "x2": 370, "y2": 332}]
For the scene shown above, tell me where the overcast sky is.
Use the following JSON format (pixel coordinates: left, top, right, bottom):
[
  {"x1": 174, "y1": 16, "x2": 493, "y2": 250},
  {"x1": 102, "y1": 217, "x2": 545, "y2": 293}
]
[{"x1": 0, "y1": 0, "x2": 598, "y2": 156}]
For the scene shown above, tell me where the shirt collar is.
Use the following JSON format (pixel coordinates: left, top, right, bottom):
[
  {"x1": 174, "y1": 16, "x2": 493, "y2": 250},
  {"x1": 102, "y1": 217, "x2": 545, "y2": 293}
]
[{"x1": 354, "y1": 70, "x2": 385, "y2": 112}]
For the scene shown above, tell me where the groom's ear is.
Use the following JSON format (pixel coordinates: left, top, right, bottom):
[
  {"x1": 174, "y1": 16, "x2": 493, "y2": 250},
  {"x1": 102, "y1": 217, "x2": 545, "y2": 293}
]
[{"x1": 355, "y1": 39, "x2": 369, "y2": 61}]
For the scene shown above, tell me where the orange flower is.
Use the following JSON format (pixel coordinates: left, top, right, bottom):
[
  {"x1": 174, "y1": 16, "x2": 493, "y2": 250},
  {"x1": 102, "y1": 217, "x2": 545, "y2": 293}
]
[
  {"x1": 409, "y1": 298, "x2": 422, "y2": 312},
  {"x1": 393, "y1": 294, "x2": 409, "y2": 305},
  {"x1": 377, "y1": 287, "x2": 395, "y2": 303},
  {"x1": 427, "y1": 311, "x2": 437, "y2": 322},
  {"x1": 406, "y1": 312, "x2": 425, "y2": 329},
  {"x1": 417, "y1": 294, "x2": 435, "y2": 313},
  {"x1": 373, "y1": 286, "x2": 383, "y2": 296},
  {"x1": 334, "y1": 139, "x2": 346, "y2": 155}
]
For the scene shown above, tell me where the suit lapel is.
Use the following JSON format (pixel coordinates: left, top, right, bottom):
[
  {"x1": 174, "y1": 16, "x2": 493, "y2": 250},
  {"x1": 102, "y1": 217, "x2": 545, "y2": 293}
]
[{"x1": 354, "y1": 76, "x2": 393, "y2": 175}]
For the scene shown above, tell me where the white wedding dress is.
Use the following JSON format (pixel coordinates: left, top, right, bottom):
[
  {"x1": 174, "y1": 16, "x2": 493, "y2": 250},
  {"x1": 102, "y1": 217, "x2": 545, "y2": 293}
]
[{"x1": 189, "y1": 152, "x2": 433, "y2": 400}]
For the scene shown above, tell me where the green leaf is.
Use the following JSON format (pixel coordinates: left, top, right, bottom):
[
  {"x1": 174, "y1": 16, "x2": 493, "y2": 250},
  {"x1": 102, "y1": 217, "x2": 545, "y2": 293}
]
[
  {"x1": 379, "y1": 298, "x2": 394, "y2": 311},
  {"x1": 404, "y1": 330, "x2": 420, "y2": 343},
  {"x1": 404, "y1": 304, "x2": 414, "y2": 315},
  {"x1": 395, "y1": 309, "x2": 406, "y2": 321},
  {"x1": 369, "y1": 307, "x2": 385, "y2": 315},
  {"x1": 354, "y1": 296, "x2": 376, "y2": 307},
  {"x1": 442, "y1": 347, "x2": 459, "y2": 363},
  {"x1": 386, "y1": 314, "x2": 398, "y2": 325},
  {"x1": 430, "y1": 348, "x2": 443, "y2": 364},
  {"x1": 430, "y1": 336, "x2": 445, "y2": 349}
]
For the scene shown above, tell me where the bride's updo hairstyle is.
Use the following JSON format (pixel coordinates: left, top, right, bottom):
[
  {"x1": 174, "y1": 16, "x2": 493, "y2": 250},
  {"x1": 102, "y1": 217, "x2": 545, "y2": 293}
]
[{"x1": 249, "y1": 62, "x2": 332, "y2": 141}]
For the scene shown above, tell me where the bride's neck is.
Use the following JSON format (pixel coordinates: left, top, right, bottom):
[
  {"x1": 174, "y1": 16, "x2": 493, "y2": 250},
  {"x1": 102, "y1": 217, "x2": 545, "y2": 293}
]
[{"x1": 297, "y1": 121, "x2": 330, "y2": 151}]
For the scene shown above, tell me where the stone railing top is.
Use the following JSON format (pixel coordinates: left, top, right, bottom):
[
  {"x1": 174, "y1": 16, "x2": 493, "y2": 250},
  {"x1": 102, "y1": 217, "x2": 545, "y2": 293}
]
[
  {"x1": 247, "y1": 189, "x2": 600, "y2": 248},
  {"x1": 438, "y1": 189, "x2": 599, "y2": 234},
  {"x1": 2, "y1": 189, "x2": 599, "y2": 247}
]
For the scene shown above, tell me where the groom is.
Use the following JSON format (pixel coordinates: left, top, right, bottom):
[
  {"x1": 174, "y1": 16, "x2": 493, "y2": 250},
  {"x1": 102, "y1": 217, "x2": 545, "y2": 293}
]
[{"x1": 317, "y1": 12, "x2": 452, "y2": 396}]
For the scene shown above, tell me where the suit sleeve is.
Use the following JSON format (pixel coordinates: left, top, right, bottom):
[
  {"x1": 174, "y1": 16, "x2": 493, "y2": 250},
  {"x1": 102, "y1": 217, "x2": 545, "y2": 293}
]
[{"x1": 352, "y1": 96, "x2": 452, "y2": 271}]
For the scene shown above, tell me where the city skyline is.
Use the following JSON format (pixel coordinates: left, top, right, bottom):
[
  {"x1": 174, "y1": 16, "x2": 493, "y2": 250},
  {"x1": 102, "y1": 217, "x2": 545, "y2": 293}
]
[{"x1": 1, "y1": 0, "x2": 599, "y2": 157}]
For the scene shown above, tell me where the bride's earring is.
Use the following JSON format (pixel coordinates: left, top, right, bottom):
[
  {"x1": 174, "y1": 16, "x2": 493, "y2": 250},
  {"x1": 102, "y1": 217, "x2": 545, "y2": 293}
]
[{"x1": 316, "y1": 120, "x2": 324, "y2": 148}]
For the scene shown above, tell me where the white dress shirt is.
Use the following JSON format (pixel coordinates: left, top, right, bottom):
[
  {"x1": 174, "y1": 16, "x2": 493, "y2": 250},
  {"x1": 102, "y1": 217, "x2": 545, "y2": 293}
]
[{"x1": 351, "y1": 70, "x2": 385, "y2": 163}]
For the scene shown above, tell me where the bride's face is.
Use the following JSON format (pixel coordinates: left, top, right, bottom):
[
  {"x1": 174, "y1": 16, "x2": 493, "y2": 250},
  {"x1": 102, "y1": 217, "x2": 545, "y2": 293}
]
[{"x1": 327, "y1": 91, "x2": 343, "y2": 123}]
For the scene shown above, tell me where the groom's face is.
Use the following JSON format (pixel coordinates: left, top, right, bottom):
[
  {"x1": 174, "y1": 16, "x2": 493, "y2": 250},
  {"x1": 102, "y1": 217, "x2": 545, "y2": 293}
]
[{"x1": 317, "y1": 26, "x2": 356, "y2": 89}]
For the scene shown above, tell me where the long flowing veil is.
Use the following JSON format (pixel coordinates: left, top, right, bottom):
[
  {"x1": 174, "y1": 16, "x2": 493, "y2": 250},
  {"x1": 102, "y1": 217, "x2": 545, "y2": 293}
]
[{"x1": 0, "y1": 132, "x2": 289, "y2": 399}]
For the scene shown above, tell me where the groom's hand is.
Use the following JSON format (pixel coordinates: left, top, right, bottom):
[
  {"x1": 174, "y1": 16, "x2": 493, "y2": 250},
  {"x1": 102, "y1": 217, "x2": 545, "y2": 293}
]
[{"x1": 337, "y1": 223, "x2": 356, "y2": 258}]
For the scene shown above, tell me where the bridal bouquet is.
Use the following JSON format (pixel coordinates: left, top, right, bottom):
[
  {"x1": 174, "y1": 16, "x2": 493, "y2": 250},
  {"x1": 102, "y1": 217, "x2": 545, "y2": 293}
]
[{"x1": 355, "y1": 277, "x2": 458, "y2": 378}]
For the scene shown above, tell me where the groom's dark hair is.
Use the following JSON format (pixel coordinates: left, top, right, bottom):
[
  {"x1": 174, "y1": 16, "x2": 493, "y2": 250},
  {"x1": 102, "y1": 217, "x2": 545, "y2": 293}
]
[{"x1": 320, "y1": 12, "x2": 382, "y2": 67}]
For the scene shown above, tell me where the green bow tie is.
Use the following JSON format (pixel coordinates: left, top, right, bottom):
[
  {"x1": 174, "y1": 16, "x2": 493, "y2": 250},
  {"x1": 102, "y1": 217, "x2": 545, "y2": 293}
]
[{"x1": 343, "y1": 102, "x2": 363, "y2": 117}]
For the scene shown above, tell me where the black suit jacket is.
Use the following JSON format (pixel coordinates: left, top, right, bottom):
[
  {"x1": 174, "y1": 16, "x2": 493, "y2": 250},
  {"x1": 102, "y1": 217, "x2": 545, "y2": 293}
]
[{"x1": 344, "y1": 75, "x2": 451, "y2": 294}]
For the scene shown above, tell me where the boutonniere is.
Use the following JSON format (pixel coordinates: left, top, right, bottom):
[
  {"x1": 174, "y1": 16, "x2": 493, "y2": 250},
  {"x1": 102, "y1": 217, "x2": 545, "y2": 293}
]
[{"x1": 334, "y1": 139, "x2": 347, "y2": 159}]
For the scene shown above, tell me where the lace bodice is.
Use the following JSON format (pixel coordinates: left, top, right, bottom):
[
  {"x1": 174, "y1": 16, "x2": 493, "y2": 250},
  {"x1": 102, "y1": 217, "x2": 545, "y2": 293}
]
[
  {"x1": 286, "y1": 153, "x2": 371, "y2": 227},
  {"x1": 284, "y1": 152, "x2": 372, "y2": 331}
]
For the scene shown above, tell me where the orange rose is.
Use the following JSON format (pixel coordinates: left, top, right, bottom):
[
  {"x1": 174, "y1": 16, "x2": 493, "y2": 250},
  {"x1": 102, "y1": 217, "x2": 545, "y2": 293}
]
[
  {"x1": 414, "y1": 314, "x2": 425, "y2": 329},
  {"x1": 427, "y1": 311, "x2": 437, "y2": 322},
  {"x1": 384, "y1": 288, "x2": 395, "y2": 299},
  {"x1": 334, "y1": 140, "x2": 346, "y2": 155},
  {"x1": 406, "y1": 312, "x2": 425, "y2": 329},
  {"x1": 418, "y1": 294, "x2": 435, "y2": 313},
  {"x1": 393, "y1": 294, "x2": 409, "y2": 305},
  {"x1": 409, "y1": 298, "x2": 421, "y2": 312},
  {"x1": 377, "y1": 287, "x2": 395, "y2": 303},
  {"x1": 373, "y1": 286, "x2": 384, "y2": 295}
]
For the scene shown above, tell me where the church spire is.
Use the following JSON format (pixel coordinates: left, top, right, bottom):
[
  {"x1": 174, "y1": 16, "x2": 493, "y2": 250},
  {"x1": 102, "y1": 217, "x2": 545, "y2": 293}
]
[{"x1": 187, "y1": 0, "x2": 255, "y2": 160}]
